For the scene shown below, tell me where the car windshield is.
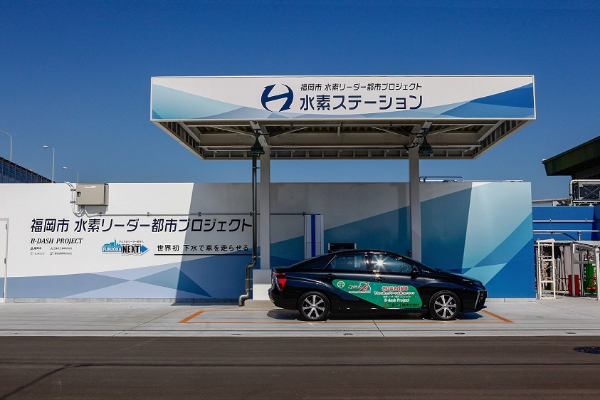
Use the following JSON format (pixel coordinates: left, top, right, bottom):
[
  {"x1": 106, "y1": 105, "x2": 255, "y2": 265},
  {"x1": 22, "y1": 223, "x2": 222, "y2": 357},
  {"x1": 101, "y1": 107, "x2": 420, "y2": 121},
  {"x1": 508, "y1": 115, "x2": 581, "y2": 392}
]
[{"x1": 414, "y1": 261, "x2": 439, "y2": 273}]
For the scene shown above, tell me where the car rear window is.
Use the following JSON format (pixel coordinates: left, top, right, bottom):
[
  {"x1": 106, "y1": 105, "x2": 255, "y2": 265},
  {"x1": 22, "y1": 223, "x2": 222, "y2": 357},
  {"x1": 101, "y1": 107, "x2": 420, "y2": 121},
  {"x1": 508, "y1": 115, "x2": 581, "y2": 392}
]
[
  {"x1": 289, "y1": 255, "x2": 334, "y2": 270},
  {"x1": 327, "y1": 254, "x2": 369, "y2": 271}
]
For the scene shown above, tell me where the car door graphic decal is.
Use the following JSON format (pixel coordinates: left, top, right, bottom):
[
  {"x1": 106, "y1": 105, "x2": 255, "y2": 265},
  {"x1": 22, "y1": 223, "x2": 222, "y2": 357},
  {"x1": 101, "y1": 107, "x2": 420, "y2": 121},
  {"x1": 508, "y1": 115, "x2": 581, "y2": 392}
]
[{"x1": 333, "y1": 279, "x2": 422, "y2": 309}]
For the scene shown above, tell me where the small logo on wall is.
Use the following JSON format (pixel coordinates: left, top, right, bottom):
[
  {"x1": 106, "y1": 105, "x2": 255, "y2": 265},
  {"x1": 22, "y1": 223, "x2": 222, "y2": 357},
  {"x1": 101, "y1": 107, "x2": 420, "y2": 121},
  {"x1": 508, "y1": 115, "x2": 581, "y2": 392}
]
[
  {"x1": 261, "y1": 84, "x2": 293, "y2": 112},
  {"x1": 121, "y1": 243, "x2": 148, "y2": 256},
  {"x1": 102, "y1": 240, "x2": 148, "y2": 256},
  {"x1": 102, "y1": 240, "x2": 122, "y2": 253}
]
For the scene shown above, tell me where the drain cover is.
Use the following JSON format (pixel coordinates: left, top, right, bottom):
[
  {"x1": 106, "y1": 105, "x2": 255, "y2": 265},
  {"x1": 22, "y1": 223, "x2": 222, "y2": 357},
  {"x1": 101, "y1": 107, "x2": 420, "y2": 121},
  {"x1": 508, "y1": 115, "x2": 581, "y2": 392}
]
[{"x1": 574, "y1": 347, "x2": 600, "y2": 354}]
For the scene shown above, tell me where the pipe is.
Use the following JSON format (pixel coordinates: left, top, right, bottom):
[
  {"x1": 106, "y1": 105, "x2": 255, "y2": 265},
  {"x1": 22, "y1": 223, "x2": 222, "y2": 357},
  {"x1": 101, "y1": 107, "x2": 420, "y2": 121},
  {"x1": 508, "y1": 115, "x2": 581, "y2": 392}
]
[
  {"x1": 95, "y1": 212, "x2": 253, "y2": 217},
  {"x1": 531, "y1": 198, "x2": 570, "y2": 204},
  {"x1": 420, "y1": 176, "x2": 464, "y2": 182},
  {"x1": 533, "y1": 219, "x2": 596, "y2": 223},
  {"x1": 238, "y1": 260, "x2": 256, "y2": 306},
  {"x1": 239, "y1": 155, "x2": 259, "y2": 306},
  {"x1": 534, "y1": 230, "x2": 600, "y2": 233}
]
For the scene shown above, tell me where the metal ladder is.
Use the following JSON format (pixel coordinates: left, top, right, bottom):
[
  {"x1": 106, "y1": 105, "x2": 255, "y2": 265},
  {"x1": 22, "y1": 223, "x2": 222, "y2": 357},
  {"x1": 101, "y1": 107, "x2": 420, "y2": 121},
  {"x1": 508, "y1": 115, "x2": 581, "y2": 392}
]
[{"x1": 536, "y1": 239, "x2": 556, "y2": 299}]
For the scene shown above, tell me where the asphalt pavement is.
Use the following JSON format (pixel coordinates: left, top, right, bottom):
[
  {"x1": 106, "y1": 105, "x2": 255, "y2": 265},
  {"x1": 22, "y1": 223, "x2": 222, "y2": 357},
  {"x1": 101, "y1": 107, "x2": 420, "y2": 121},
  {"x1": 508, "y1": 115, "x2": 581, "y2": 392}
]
[{"x1": 2, "y1": 336, "x2": 600, "y2": 399}]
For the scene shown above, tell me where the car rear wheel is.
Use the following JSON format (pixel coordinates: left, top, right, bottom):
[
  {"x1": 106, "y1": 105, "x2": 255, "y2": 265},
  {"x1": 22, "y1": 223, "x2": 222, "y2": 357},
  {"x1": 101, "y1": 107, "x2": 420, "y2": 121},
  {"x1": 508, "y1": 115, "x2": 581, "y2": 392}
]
[
  {"x1": 429, "y1": 290, "x2": 461, "y2": 320},
  {"x1": 298, "y1": 291, "x2": 330, "y2": 321}
]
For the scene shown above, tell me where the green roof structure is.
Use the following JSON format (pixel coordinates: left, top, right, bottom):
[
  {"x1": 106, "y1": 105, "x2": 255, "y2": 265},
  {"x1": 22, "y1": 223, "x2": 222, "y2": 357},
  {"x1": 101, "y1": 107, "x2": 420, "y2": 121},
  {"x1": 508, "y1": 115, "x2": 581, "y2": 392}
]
[{"x1": 543, "y1": 136, "x2": 600, "y2": 179}]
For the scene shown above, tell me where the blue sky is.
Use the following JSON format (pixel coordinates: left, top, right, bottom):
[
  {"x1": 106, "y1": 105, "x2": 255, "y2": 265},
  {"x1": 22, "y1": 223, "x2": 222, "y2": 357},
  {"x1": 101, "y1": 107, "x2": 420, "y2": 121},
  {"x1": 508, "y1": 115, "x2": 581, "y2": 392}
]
[{"x1": 1, "y1": 0, "x2": 599, "y2": 200}]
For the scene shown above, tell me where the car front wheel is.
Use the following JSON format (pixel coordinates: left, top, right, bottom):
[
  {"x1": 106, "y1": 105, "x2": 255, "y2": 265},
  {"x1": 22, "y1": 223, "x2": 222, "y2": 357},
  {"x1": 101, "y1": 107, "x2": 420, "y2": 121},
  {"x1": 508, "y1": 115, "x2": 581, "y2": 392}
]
[
  {"x1": 429, "y1": 290, "x2": 461, "y2": 320},
  {"x1": 298, "y1": 291, "x2": 330, "y2": 321}
]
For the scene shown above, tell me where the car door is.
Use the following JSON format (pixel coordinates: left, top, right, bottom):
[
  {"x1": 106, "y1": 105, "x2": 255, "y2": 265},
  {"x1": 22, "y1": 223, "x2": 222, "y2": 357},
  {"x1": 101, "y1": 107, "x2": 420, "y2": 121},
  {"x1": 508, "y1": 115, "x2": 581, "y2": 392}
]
[
  {"x1": 368, "y1": 252, "x2": 426, "y2": 310},
  {"x1": 323, "y1": 252, "x2": 377, "y2": 310}
]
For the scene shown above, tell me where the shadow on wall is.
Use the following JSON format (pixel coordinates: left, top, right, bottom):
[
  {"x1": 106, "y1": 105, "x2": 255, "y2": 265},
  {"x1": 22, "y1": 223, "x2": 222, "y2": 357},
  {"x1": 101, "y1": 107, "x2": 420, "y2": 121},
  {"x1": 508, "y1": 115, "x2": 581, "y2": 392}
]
[{"x1": 175, "y1": 183, "x2": 252, "y2": 302}]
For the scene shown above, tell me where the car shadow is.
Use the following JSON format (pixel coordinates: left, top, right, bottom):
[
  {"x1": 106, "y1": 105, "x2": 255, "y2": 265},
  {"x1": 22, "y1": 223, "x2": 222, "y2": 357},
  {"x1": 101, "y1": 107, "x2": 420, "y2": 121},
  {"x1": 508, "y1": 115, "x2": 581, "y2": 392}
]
[
  {"x1": 266, "y1": 309, "x2": 303, "y2": 320},
  {"x1": 266, "y1": 308, "x2": 484, "y2": 321}
]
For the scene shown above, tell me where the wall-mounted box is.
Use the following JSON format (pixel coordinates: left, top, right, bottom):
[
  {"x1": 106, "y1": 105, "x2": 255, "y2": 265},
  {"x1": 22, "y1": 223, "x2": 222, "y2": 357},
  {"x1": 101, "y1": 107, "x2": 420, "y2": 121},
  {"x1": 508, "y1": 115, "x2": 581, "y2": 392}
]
[{"x1": 76, "y1": 183, "x2": 109, "y2": 206}]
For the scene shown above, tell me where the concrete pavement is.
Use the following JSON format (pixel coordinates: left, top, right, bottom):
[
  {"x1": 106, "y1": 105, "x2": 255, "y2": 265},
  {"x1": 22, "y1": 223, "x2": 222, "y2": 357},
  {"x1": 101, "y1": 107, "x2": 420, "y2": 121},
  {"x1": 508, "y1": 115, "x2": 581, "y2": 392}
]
[{"x1": 1, "y1": 296, "x2": 600, "y2": 337}]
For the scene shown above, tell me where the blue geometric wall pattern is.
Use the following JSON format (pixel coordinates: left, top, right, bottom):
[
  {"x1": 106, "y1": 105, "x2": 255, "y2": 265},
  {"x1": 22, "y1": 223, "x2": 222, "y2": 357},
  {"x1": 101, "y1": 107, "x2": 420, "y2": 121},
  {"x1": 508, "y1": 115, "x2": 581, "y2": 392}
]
[
  {"x1": 270, "y1": 235, "x2": 305, "y2": 266},
  {"x1": 7, "y1": 256, "x2": 249, "y2": 300},
  {"x1": 325, "y1": 208, "x2": 411, "y2": 257},
  {"x1": 421, "y1": 187, "x2": 472, "y2": 273},
  {"x1": 474, "y1": 218, "x2": 535, "y2": 298},
  {"x1": 270, "y1": 183, "x2": 534, "y2": 298},
  {"x1": 461, "y1": 183, "x2": 534, "y2": 298},
  {"x1": 5, "y1": 182, "x2": 534, "y2": 300}
]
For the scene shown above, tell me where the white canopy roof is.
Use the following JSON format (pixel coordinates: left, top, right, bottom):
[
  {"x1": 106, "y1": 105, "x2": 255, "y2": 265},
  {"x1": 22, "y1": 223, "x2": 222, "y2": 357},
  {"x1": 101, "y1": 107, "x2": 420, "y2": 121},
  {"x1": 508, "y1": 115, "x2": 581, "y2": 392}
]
[{"x1": 151, "y1": 75, "x2": 535, "y2": 160}]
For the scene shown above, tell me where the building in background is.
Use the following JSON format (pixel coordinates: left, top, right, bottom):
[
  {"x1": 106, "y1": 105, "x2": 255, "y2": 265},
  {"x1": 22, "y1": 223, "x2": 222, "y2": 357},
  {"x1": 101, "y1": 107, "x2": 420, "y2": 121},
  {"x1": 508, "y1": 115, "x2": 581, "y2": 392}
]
[
  {"x1": 1, "y1": 157, "x2": 51, "y2": 184},
  {"x1": 533, "y1": 136, "x2": 600, "y2": 300}
]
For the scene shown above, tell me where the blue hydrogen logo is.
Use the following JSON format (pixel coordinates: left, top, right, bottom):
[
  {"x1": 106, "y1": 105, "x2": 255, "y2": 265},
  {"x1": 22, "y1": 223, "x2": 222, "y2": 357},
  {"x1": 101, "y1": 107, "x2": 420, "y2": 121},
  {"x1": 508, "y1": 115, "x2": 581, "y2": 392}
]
[
  {"x1": 261, "y1": 84, "x2": 293, "y2": 112},
  {"x1": 102, "y1": 240, "x2": 122, "y2": 253}
]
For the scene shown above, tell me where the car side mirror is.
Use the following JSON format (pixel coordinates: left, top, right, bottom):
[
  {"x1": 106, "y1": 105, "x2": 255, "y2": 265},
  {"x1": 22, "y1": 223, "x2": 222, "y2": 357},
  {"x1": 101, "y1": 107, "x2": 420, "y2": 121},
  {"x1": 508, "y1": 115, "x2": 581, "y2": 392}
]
[{"x1": 411, "y1": 267, "x2": 419, "y2": 278}]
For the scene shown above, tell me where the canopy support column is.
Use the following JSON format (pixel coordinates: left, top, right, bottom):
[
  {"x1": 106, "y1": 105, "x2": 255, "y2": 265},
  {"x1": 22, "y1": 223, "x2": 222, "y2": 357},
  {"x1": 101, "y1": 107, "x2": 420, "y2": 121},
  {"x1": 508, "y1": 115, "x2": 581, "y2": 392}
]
[
  {"x1": 409, "y1": 147, "x2": 422, "y2": 261},
  {"x1": 252, "y1": 145, "x2": 272, "y2": 300},
  {"x1": 259, "y1": 149, "x2": 271, "y2": 270},
  {"x1": 238, "y1": 155, "x2": 259, "y2": 306}
]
